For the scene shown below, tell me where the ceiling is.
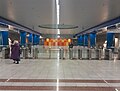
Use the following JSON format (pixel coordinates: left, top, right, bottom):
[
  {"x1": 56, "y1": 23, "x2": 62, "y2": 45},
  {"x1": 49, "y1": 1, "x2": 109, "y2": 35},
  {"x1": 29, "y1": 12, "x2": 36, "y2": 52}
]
[{"x1": 0, "y1": 0, "x2": 120, "y2": 36}]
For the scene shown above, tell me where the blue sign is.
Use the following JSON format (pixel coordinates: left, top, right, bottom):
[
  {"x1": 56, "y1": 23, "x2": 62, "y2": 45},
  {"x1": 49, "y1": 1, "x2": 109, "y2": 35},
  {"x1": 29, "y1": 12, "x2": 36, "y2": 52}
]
[
  {"x1": 90, "y1": 33, "x2": 96, "y2": 47},
  {"x1": 2, "y1": 31, "x2": 8, "y2": 46},
  {"x1": 107, "y1": 33, "x2": 114, "y2": 48},
  {"x1": 20, "y1": 31, "x2": 26, "y2": 46},
  {"x1": 78, "y1": 35, "x2": 84, "y2": 46}
]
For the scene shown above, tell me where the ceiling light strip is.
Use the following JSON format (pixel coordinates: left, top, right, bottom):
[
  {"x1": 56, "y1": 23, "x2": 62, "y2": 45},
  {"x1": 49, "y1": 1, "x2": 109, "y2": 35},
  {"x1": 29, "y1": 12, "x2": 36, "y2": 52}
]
[{"x1": 56, "y1": 0, "x2": 60, "y2": 34}]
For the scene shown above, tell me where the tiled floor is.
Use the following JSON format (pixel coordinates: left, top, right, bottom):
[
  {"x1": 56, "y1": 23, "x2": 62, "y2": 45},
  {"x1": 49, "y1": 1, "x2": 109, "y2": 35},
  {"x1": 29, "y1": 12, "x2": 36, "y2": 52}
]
[{"x1": 0, "y1": 58, "x2": 120, "y2": 90}]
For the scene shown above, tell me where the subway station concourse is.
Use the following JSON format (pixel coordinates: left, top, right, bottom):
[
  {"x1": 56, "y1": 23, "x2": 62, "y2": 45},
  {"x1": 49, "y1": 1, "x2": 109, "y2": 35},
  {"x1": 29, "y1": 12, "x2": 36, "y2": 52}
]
[{"x1": 1, "y1": 0, "x2": 120, "y2": 91}]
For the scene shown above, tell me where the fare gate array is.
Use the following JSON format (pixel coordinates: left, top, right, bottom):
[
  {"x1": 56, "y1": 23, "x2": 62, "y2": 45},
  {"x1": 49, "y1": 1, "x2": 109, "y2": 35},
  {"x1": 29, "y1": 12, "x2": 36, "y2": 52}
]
[
  {"x1": 20, "y1": 46, "x2": 39, "y2": 59},
  {"x1": 68, "y1": 47, "x2": 116, "y2": 60},
  {"x1": 1, "y1": 46, "x2": 120, "y2": 60},
  {"x1": 19, "y1": 47, "x2": 119, "y2": 60},
  {"x1": 69, "y1": 48, "x2": 102, "y2": 60}
]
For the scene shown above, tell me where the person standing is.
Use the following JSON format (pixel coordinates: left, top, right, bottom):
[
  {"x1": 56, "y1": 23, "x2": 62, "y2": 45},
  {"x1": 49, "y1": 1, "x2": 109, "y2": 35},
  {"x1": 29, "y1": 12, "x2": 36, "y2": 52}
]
[{"x1": 11, "y1": 40, "x2": 20, "y2": 64}]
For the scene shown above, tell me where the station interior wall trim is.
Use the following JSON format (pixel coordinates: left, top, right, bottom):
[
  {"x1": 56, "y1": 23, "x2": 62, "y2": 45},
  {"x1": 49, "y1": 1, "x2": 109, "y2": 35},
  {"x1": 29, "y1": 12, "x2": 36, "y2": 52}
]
[
  {"x1": 75, "y1": 16, "x2": 120, "y2": 37},
  {"x1": 0, "y1": 16, "x2": 41, "y2": 35}
]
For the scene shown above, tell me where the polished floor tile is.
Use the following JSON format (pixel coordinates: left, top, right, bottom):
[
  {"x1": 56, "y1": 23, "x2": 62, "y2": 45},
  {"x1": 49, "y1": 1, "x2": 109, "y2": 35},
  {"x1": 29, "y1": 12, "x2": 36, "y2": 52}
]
[{"x1": 0, "y1": 59, "x2": 120, "y2": 90}]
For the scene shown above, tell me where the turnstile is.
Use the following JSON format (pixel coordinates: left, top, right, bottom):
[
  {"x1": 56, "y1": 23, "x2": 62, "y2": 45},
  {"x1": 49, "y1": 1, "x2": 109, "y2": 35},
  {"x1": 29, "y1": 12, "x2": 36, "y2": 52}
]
[
  {"x1": 69, "y1": 48, "x2": 73, "y2": 59},
  {"x1": 28, "y1": 46, "x2": 33, "y2": 58},
  {"x1": 78, "y1": 49, "x2": 82, "y2": 59},
  {"x1": 73, "y1": 47, "x2": 78, "y2": 59},
  {"x1": 1, "y1": 47, "x2": 10, "y2": 59},
  {"x1": 59, "y1": 48, "x2": 64, "y2": 59},
  {"x1": 82, "y1": 48, "x2": 89, "y2": 60},
  {"x1": 33, "y1": 47, "x2": 39, "y2": 59},
  {"x1": 118, "y1": 49, "x2": 120, "y2": 60},
  {"x1": 4, "y1": 47, "x2": 10, "y2": 59},
  {"x1": 21, "y1": 47, "x2": 29, "y2": 59},
  {"x1": 89, "y1": 48, "x2": 101, "y2": 60},
  {"x1": 69, "y1": 47, "x2": 78, "y2": 60},
  {"x1": 95, "y1": 49, "x2": 101, "y2": 60},
  {"x1": 104, "y1": 49, "x2": 112, "y2": 60}
]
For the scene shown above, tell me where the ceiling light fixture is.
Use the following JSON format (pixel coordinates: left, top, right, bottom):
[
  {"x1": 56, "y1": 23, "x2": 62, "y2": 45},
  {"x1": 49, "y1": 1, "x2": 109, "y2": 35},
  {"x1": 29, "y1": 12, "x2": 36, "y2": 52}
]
[{"x1": 38, "y1": 24, "x2": 78, "y2": 29}]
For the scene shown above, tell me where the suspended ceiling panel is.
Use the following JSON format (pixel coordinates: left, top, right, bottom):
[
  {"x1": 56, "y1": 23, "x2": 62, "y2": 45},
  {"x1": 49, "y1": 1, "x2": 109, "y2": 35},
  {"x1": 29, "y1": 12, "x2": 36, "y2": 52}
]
[
  {"x1": 60, "y1": 0, "x2": 120, "y2": 34},
  {"x1": 0, "y1": 0, "x2": 57, "y2": 34},
  {"x1": 0, "y1": 0, "x2": 120, "y2": 35}
]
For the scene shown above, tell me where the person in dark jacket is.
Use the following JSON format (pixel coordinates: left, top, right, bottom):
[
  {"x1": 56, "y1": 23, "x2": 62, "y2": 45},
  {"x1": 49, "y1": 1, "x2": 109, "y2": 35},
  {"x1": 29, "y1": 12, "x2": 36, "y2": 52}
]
[{"x1": 11, "y1": 40, "x2": 20, "y2": 64}]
